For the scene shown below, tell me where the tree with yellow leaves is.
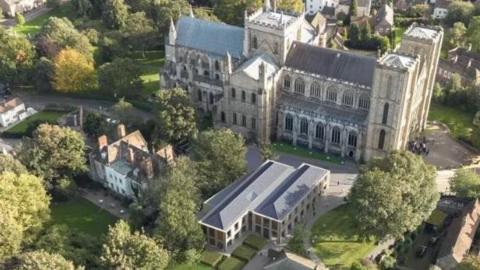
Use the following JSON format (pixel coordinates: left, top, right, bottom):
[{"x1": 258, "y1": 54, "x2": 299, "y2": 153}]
[
  {"x1": 52, "y1": 48, "x2": 97, "y2": 93},
  {"x1": 277, "y1": 0, "x2": 304, "y2": 13}
]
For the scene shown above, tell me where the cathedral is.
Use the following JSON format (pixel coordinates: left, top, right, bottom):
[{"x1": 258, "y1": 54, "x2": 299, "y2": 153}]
[{"x1": 162, "y1": 1, "x2": 443, "y2": 162}]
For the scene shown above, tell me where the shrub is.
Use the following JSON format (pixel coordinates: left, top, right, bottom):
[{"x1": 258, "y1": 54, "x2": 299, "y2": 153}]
[
  {"x1": 217, "y1": 257, "x2": 245, "y2": 270},
  {"x1": 244, "y1": 234, "x2": 268, "y2": 251},
  {"x1": 15, "y1": 13, "x2": 25, "y2": 25},
  {"x1": 231, "y1": 245, "x2": 257, "y2": 262},
  {"x1": 199, "y1": 250, "x2": 223, "y2": 267}
]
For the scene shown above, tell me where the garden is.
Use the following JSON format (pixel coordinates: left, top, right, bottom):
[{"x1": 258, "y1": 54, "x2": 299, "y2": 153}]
[
  {"x1": 272, "y1": 142, "x2": 344, "y2": 164},
  {"x1": 309, "y1": 205, "x2": 376, "y2": 269},
  {"x1": 2, "y1": 110, "x2": 66, "y2": 138},
  {"x1": 428, "y1": 102, "x2": 475, "y2": 141}
]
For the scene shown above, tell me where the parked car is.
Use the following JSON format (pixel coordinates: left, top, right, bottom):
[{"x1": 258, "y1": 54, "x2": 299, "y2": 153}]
[{"x1": 416, "y1": 245, "x2": 428, "y2": 258}]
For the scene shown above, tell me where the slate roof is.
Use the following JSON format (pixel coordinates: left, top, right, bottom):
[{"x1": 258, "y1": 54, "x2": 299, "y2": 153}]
[
  {"x1": 237, "y1": 53, "x2": 279, "y2": 80},
  {"x1": 404, "y1": 26, "x2": 440, "y2": 40},
  {"x1": 200, "y1": 161, "x2": 329, "y2": 230},
  {"x1": 285, "y1": 42, "x2": 376, "y2": 87},
  {"x1": 375, "y1": 4, "x2": 394, "y2": 26},
  {"x1": 176, "y1": 16, "x2": 244, "y2": 59},
  {"x1": 380, "y1": 53, "x2": 416, "y2": 69}
]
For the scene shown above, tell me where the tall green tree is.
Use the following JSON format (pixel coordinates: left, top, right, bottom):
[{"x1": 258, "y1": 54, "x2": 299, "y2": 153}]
[
  {"x1": 101, "y1": 220, "x2": 169, "y2": 270},
  {"x1": 214, "y1": 0, "x2": 262, "y2": 26},
  {"x1": 154, "y1": 88, "x2": 197, "y2": 142},
  {"x1": 445, "y1": 1, "x2": 474, "y2": 26},
  {"x1": 122, "y1": 11, "x2": 158, "y2": 55},
  {"x1": 350, "y1": 151, "x2": 439, "y2": 239},
  {"x1": 277, "y1": 0, "x2": 304, "y2": 13},
  {"x1": 12, "y1": 250, "x2": 77, "y2": 270},
  {"x1": 0, "y1": 172, "x2": 50, "y2": 260},
  {"x1": 83, "y1": 112, "x2": 108, "y2": 137},
  {"x1": 18, "y1": 124, "x2": 87, "y2": 189},
  {"x1": 192, "y1": 129, "x2": 247, "y2": 198},
  {"x1": 98, "y1": 58, "x2": 143, "y2": 98},
  {"x1": 467, "y1": 16, "x2": 480, "y2": 53},
  {"x1": 0, "y1": 27, "x2": 36, "y2": 85},
  {"x1": 456, "y1": 255, "x2": 480, "y2": 270},
  {"x1": 350, "y1": 0, "x2": 358, "y2": 17},
  {"x1": 151, "y1": 0, "x2": 190, "y2": 30},
  {"x1": 154, "y1": 157, "x2": 204, "y2": 260},
  {"x1": 448, "y1": 22, "x2": 467, "y2": 49},
  {"x1": 36, "y1": 17, "x2": 92, "y2": 58},
  {"x1": 450, "y1": 168, "x2": 480, "y2": 198},
  {"x1": 72, "y1": 0, "x2": 93, "y2": 17},
  {"x1": 102, "y1": 0, "x2": 130, "y2": 29}
]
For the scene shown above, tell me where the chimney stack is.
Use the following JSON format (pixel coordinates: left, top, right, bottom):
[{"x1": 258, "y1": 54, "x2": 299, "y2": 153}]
[
  {"x1": 117, "y1": 124, "x2": 126, "y2": 139},
  {"x1": 98, "y1": 135, "x2": 108, "y2": 151}
]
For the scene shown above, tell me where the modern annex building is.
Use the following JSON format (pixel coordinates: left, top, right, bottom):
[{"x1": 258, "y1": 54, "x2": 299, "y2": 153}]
[
  {"x1": 162, "y1": 0, "x2": 443, "y2": 161},
  {"x1": 199, "y1": 160, "x2": 330, "y2": 250}
]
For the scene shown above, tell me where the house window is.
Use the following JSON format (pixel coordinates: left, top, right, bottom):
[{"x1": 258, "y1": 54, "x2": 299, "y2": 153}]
[
  {"x1": 310, "y1": 82, "x2": 321, "y2": 98},
  {"x1": 358, "y1": 95, "x2": 370, "y2": 110},
  {"x1": 326, "y1": 88, "x2": 337, "y2": 103},
  {"x1": 348, "y1": 131, "x2": 357, "y2": 147},
  {"x1": 378, "y1": 129, "x2": 386, "y2": 149},
  {"x1": 231, "y1": 88, "x2": 236, "y2": 99},
  {"x1": 294, "y1": 78, "x2": 305, "y2": 95},
  {"x1": 242, "y1": 115, "x2": 247, "y2": 127},
  {"x1": 285, "y1": 114, "x2": 293, "y2": 131},
  {"x1": 251, "y1": 117, "x2": 256, "y2": 129},
  {"x1": 382, "y1": 103, "x2": 389, "y2": 125},
  {"x1": 241, "y1": 91, "x2": 246, "y2": 102},
  {"x1": 233, "y1": 113, "x2": 237, "y2": 125},
  {"x1": 221, "y1": 111, "x2": 226, "y2": 123},
  {"x1": 315, "y1": 123, "x2": 324, "y2": 139},
  {"x1": 331, "y1": 127, "x2": 341, "y2": 144},
  {"x1": 284, "y1": 75, "x2": 291, "y2": 89},
  {"x1": 251, "y1": 93, "x2": 256, "y2": 104},
  {"x1": 342, "y1": 91, "x2": 354, "y2": 106},
  {"x1": 300, "y1": 118, "x2": 308, "y2": 135}
]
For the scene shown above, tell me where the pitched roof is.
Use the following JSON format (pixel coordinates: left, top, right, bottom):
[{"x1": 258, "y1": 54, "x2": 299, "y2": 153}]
[
  {"x1": 176, "y1": 16, "x2": 244, "y2": 58},
  {"x1": 285, "y1": 42, "x2": 376, "y2": 87},
  {"x1": 106, "y1": 130, "x2": 148, "y2": 164},
  {"x1": 0, "y1": 97, "x2": 23, "y2": 113},
  {"x1": 380, "y1": 53, "x2": 416, "y2": 69},
  {"x1": 200, "y1": 161, "x2": 329, "y2": 230},
  {"x1": 264, "y1": 250, "x2": 318, "y2": 270},
  {"x1": 404, "y1": 26, "x2": 440, "y2": 40},
  {"x1": 375, "y1": 4, "x2": 394, "y2": 26},
  {"x1": 237, "y1": 53, "x2": 279, "y2": 80}
]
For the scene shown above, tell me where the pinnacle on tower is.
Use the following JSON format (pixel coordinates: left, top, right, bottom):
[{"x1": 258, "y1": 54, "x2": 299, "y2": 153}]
[
  {"x1": 189, "y1": 5, "x2": 194, "y2": 18},
  {"x1": 264, "y1": 0, "x2": 271, "y2": 11}
]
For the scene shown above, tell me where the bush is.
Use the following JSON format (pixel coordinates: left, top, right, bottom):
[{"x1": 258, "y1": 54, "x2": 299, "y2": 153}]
[
  {"x1": 200, "y1": 250, "x2": 224, "y2": 267},
  {"x1": 231, "y1": 245, "x2": 257, "y2": 262},
  {"x1": 217, "y1": 257, "x2": 245, "y2": 270},
  {"x1": 244, "y1": 234, "x2": 268, "y2": 251},
  {"x1": 15, "y1": 13, "x2": 25, "y2": 25}
]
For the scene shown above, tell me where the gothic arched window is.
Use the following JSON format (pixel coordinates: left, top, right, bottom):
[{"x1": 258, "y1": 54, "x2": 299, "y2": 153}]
[
  {"x1": 294, "y1": 78, "x2": 305, "y2": 95},
  {"x1": 284, "y1": 75, "x2": 291, "y2": 89},
  {"x1": 382, "y1": 103, "x2": 389, "y2": 125},
  {"x1": 378, "y1": 129, "x2": 386, "y2": 149},
  {"x1": 326, "y1": 87, "x2": 337, "y2": 103},
  {"x1": 300, "y1": 118, "x2": 308, "y2": 135},
  {"x1": 342, "y1": 91, "x2": 354, "y2": 106},
  {"x1": 331, "y1": 127, "x2": 341, "y2": 144},
  {"x1": 315, "y1": 123, "x2": 324, "y2": 140},
  {"x1": 348, "y1": 131, "x2": 357, "y2": 147},
  {"x1": 358, "y1": 95, "x2": 370, "y2": 110},
  {"x1": 285, "y1": 114, "x2": 293, "y2": 131},
  {"x1": 310, "y1": 82, "x2": 321, "y2": 98}
]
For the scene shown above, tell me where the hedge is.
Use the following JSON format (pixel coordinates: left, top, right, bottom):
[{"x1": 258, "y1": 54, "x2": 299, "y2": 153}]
[
  {"x1": 199, "y1": 250, "x2": 223, "y2": 267},
  {"x1": 231, "y1": 245, "x2": 257, "y2": 262},
  {"x1": 244, "y1": 234, "x2": 268, "y2": 251},
  {"x1": 217, "y1": 257, "x2": 245, "y2": 270}
]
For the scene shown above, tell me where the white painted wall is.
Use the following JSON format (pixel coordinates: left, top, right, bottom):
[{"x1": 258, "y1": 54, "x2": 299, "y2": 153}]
[{"x1": 0, "y1": 103, "x2": 25, "y2": 127}]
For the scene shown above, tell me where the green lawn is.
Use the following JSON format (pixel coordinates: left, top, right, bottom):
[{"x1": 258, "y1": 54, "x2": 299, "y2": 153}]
[
  {"x1": 51, "y1": 198, "x2": 117, "y2": 237},
  {"x1": 310, "y1": 205, "x2": 376, "y2": 269},
  {"x1": 129, "y1": 50, "x2": 165, "y2": 95},
  {"x1": 272, "y1": 142, "x2": 344, "y2": 164},
  {"x1": 14, "y1": 4, "x2": 74, "y2": 35},
  {"x1": 171, "y1": 263, "x2": 213, "y2": 270},
  {"x1": 428, "y1": 103, "x2": 474, "y2": 140},
  {"x1": 394, "y1": 26, "x2": 406, "y2": 47},
  {"x1": 2, "y1": 110, "x2": 65, "y2": 138}
]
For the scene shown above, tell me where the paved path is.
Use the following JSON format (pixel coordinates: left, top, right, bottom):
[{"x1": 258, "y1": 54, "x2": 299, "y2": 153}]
[
  {"x1": 80, "y1": 188, "x2": 129, "y2": 219},
  {"x1": 1, "y1": 6, "x2": 52, "y2": 28}
]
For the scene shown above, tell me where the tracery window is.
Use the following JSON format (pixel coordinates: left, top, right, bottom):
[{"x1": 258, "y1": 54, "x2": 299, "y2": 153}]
[
  {"x1": 285, "y1": 114, "x2": 293, "y2": 131},
  {"x1": 331, "y1": 127, "x2": 341, "y2": 144},
  {"x1": 310, "y1": 82, "x2": 321, "y2": 98},
  {"x1": 294, "y1": 78, "x2": 305, "y2": 95}
]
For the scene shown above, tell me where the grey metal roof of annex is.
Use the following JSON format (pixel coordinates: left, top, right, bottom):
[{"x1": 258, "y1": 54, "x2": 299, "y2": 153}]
[
  {"x1": 284, "y1": 42, "x2": 377, "y2": 88},
  {"x1": 176, "y1": 16, "x2": 245, "y2": 59}
]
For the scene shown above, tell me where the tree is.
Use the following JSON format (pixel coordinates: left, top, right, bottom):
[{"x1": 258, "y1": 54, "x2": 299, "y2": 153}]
[
  {"x1": 122, "y1": 11, "x2": 159, "y2": 55},
  {"x1": 260, "y1": 143, "x2": 276, "y2": 161},
  {"x1": 34, "y1": 57, "x2": 54, "y2": 93},
  {"x1": 15, "y1": 13, "x2": 25, "y2": 25},
  {"x1": 277, "y1": 0, "x2": 304, "y2": 13},
  {"x1": 18, "y1": 124, "x2": 87, "y2": 189},
  {"x1": 52, "y1": 48, "x2": 97, "y2": 93},
  {"x1": 192, "y1": 129, "x2": 247, "y2": 198},
  {"x1": 151, "y1": 0, "x2": 190, "y2": 30},
  {"x1": 102, "y1": 0, "x2": 130, "y2": 29},
  {"x1": 154, "y1": 157, "x2": 204, "y2": 259},
  {"x1": 0, "y1": 172, "x2": 50, "y2": 260},
  {"x1": 214, "y1": 0, "x2": 262, "y2": 26},
  {"x1": 450, "y1": 168, "x2": 480, "y2": 198},
  {"x1": 448, "y1": 22, "x2": 467, "y2": 49},
  {"x1": 350, "y1": 0, "x2": 358, "y2": 17},
  {"x1": 350, "y1": 151, "x2": 439, "y2": 239},
  {"x1": 36, "y1": 17, "x2": 92, "y2": 58},
  {"x1": 445, "y1": 1, "x2": 474, "y2": 27},
  {"x1": 193, "y1": 7, "x2": 220, "y2": 22},
  {"x1": 456, "y1": 255, "x2": 480, "y2": 270},
  {"x1": 83, "y1": 112, "x2": 108, "y2": 137},
  {"x1": 0, "y1": 27, "x2": 36, "y2": 84},
  {"x1": 98, "y1": 58, "x2": 143, "y2": 98},
  {"x1": 467, "y1": 16, "x2": 480, "y2": 53},
  {"x1": 0, "y1": 154, "x2": 28, "y2": 175},
  {"x1": 34, "y1": 225, "x2": 101, "y2": 268},
  {"x1": 13, "y1": 250, "x2": 76, "y2": 270},
  {"x1": 154, "y1": 88, "x2": 197, "y2": 142},
  {"x1": 111, "y1": 98, "x2": 138, "y2": 125},
  {"x1": 102, "y1": 220, "x2": 169, "y2": 269},
  {"x1": 360, "y1": 22, "x2": 372, "y2": 42},
  {"x1": 288, "y1": 226, "x2": 306, "y2": 256},
  {"x1": 72, "y1": 0, "x2": 93, "y2": 18},
  {"x1": 348, "y1": 23, "x2": 361, "y2": 46}
]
